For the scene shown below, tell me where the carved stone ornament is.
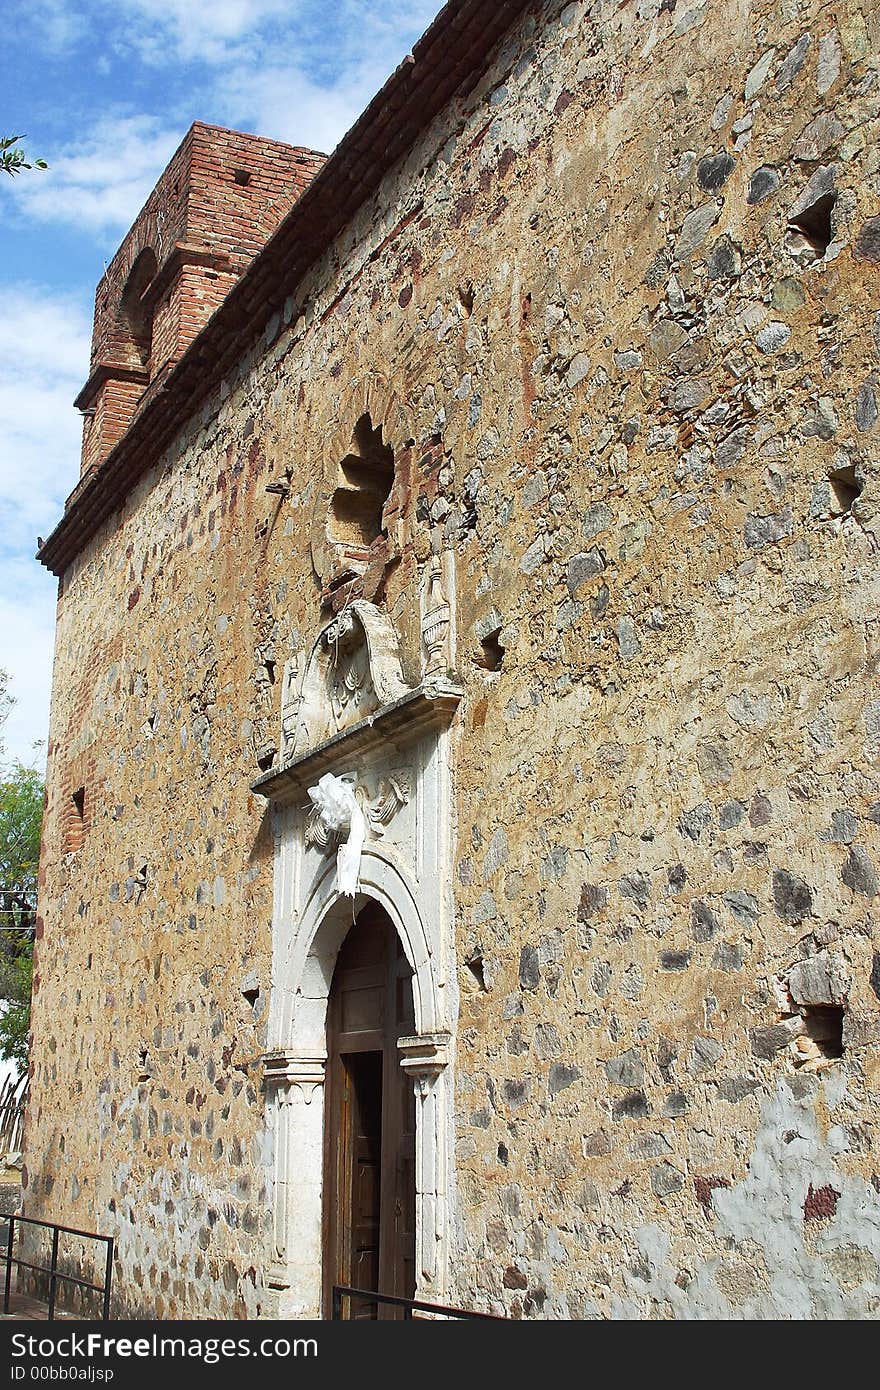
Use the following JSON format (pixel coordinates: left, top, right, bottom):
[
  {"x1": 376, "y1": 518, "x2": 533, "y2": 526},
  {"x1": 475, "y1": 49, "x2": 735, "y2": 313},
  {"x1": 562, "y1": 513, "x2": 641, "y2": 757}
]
[
  {"x1": 421, "y1": 556, "x2": 451, "y2": 676},
  {"x1": 305, "y1": 769, "x2": 411, "y2": 897},
  {"x1": 364, "y1": 771, "x2": 412, "y2": 834},
  {"x1": 280, "y1": 601, "x2": 409, "y2": 760},
  {"x1": 305, "y1": 770, "x2": 411, "y2": 850}
]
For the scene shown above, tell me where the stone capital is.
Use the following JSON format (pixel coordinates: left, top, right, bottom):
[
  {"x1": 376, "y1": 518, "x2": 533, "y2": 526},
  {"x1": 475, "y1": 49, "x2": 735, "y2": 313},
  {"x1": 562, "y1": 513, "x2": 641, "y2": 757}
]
[
  {"x1": 397, "y1": 1031, "x2": 451, "y2": 1079},
  {"x1": 262, "y1": 1051, "x2": 327, "y2": 1094}
]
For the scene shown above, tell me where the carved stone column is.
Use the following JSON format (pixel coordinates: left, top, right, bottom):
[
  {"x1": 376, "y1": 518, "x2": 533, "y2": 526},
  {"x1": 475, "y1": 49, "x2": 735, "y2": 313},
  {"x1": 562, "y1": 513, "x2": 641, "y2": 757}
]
[
  {"x1": 263, "y1": 1052, "x2": 326, "y2": 1316},
  {"x1": 421, "y1": 557, "x2": 451, "y2": 675},
  {"x1": 398, "y1": 1031, "x2": 451, "y2": 1299}
]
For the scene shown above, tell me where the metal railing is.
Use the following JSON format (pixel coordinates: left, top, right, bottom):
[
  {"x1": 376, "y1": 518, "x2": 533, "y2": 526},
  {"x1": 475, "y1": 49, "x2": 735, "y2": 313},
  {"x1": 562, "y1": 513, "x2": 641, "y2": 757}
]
[
  {"x1": 332, "y1": 1284, "x2": 502, "y2": 1320},
  {"x1": 0, "y1": 1074, "x2": 26, "y2": 1163},
  {"x1": 0, "y1": 889, "x2": 37, "y2": 936},
  {"x1": 2, "y1": 1214, "x2": 113, "y2": 1321}
]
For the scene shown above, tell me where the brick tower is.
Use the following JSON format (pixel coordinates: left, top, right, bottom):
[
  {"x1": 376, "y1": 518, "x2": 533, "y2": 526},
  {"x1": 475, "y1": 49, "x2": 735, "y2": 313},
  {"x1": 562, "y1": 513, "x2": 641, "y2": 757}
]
[{"x1": 74, "y1": 123, "x2": 325, "y2": 478}]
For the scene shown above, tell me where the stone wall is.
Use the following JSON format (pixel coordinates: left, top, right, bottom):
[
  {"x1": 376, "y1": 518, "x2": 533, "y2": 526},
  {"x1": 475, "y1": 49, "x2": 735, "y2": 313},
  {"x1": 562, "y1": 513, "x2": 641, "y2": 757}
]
[{"x1": 29, "y1": 0, "x2": 880, "y2": 1318}]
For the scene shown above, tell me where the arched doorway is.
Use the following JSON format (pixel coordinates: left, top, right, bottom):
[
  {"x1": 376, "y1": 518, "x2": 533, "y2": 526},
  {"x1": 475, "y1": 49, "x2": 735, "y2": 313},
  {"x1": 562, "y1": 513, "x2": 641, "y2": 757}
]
[{"x1": 322, "y1": 899, "x2": 415, "y2": 1318}]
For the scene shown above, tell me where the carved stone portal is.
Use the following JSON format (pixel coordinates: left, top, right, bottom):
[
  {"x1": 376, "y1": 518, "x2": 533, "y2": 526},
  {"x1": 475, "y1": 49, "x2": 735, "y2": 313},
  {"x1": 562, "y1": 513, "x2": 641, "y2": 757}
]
[{"x1": 257, "y1": 594, "x2": 462, "y2": 1314}]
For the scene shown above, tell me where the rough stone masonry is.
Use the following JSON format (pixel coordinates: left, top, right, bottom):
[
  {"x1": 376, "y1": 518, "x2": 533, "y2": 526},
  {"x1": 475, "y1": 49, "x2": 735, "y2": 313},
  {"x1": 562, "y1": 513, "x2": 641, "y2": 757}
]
[{"x1": 28, "y1": 0, "x2": 880, "y2": 1318}]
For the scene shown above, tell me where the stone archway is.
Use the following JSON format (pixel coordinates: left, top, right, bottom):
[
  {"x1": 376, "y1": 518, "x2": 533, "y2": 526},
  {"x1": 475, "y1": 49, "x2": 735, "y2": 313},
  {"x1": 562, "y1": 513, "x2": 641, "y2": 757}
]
[{"x1": 264, "y1": 849, "x2": 450, "y2": 1319}]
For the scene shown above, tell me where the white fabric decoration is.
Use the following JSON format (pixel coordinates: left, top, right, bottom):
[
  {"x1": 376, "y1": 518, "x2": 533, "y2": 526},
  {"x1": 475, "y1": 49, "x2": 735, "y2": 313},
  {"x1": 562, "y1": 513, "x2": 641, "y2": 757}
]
[{"x1": 307, "y1": 773, "x2": 366, "y2": 898}]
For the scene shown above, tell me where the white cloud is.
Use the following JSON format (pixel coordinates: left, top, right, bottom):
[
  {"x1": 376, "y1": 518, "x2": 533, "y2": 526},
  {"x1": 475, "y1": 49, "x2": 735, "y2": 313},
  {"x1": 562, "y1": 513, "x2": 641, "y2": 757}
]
[
  {"x1": 5, "y1": 114, "x2": 182, "y2": 237},
  {"x1": 0, "y1": 292, "x2": 91, "y2": 381},
  {"x1": 23, "y1": 0, "x2": 89, "y2": 55},
  {"x1": 328, "y1": 0, "x2": 442, "y2": 63},
  {"x1": 215, "y1": 62, "x2": 375, "y2": 155},
  {"x1": 211, "y1": 2, "x2": 443, "y2": 153},
  {"x1": 0, "y1": 288, "x2": 89, "y2": 540},
  {"x1": 21, "y1": 0, "x2": 441, "y2": 73},
  {"x1": 114, "y1": 0, "x2": 294, "y2": 63},
  {"x1": 0, "y1": 286, "x2": 90, "y2": 765},
  {"x1": 0, "y1": 580, "x2": 55, "y2": 772},
  {"x1": 0, "y1": 286, "x2": 90, "y2": 513},
  {"x1": 109, "y1": 0, "x2": 439, "y2": 69}
]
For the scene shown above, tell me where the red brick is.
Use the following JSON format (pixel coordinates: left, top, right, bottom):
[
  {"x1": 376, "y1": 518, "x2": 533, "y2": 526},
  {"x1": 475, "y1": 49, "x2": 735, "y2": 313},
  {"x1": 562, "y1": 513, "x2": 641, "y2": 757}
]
[{"x1": 75, "y1": 124, "x2": 325, "y2": 477}]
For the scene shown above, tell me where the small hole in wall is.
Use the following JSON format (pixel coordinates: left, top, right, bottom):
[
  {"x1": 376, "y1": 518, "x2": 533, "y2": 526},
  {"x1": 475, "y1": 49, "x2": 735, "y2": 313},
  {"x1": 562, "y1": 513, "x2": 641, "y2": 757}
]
[
  {"x1": 265, "y1": 659, "x2": 276, "y2": 685},
  {"x1": 241, "y1": 984, "x2": 259, "y2": 1007},
  {"x1": 795, "y1": 1005, "x2": 844, "y2": 1066},
  {"x1": 65, "y1": 785, "x2": 87, "y2": 851},
  {"x1": 786, "y1": 193, "x2": 836, "y2": 260},
  {"x1": 137, "y1": 1045, "x2": 151, "y2": 1083},
  {"x1": 255, "y1": 744, "x2": 276, "y2": 772},
  {"x1": 474, "y1": 628, "x2": 505, "y2": 672},
  {"x1": 465, "y1": 953, "x2": 487, "y2": 991},
  {"x1": 828, "y1": 463, "x2": 862, "y2": 516},
  {"x1": 233, "y1": 168, "x2": 252, "y2": 186}
]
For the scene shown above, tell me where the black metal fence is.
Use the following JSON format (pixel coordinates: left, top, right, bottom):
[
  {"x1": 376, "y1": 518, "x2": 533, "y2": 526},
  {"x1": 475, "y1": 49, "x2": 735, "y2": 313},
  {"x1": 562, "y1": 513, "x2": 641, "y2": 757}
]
[
  {"x1": 0, "y1": 1074, "x2": 27, "y2": 1163},
  {"x1": 332, "y1": 1284, "x2": 502, "y2": 1320},
  {"x1": 2, "y1": 1213, "x2": 113, "y2": 1320}
]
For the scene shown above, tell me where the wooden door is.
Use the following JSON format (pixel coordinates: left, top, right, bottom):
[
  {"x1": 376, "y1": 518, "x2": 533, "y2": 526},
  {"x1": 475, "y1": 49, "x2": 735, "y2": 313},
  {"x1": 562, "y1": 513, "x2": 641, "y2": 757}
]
[
  {"x1": 344, "y1": 1051, "x2": 382, "y2": 1316},
  {"x1": 324, "y1": 902, "x2": 416, "y2": 1318}
]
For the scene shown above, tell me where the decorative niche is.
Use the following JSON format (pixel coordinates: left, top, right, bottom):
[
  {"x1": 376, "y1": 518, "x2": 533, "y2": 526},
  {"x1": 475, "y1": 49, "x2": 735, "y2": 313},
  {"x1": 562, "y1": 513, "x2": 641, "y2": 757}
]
[
  {"x1": 119, "y1": 247, "x2": 158, "y2": 371},
  {"x1": 328, "y1": 413, "x2": 394, "y2": 551}
]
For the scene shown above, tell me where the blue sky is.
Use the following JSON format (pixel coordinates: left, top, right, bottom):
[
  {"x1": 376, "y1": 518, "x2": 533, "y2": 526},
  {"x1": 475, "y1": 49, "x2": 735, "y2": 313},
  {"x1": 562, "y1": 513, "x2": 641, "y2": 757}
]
[{"x1": 0, "y1": 0, "x2": 441, "y2": 768}]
